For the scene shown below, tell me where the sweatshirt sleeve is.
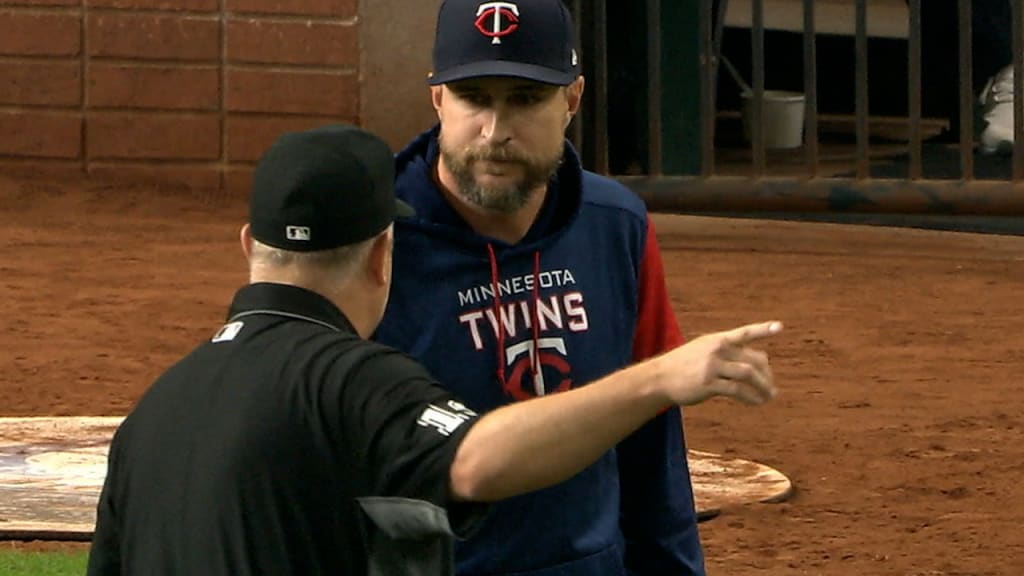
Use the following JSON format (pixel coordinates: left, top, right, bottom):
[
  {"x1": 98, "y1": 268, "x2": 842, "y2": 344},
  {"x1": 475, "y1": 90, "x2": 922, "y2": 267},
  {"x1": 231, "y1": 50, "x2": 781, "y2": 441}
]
[
  {"x1": 617, "y1": 216, "x2": 707, "y2": 575},
  {"x1": 631, "y1": 218, "x2": 684, "y2": 360}
]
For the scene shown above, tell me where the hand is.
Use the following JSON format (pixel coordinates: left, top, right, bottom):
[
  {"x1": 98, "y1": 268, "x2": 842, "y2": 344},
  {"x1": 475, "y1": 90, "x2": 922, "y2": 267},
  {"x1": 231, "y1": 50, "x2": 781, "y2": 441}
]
[{"x1": 657, "y1": 321, "x2": 783, "y2": 407}]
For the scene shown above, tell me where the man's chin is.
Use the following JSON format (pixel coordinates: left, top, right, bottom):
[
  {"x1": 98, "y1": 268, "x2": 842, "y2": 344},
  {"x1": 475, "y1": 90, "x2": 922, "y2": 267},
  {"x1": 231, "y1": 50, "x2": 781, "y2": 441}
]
[
  {"x1": 473, "y1": 172, "x2": 521, "y2": 189},
  {"x1": 475, "y1": 159, "x2": 521, "y2": 172}
]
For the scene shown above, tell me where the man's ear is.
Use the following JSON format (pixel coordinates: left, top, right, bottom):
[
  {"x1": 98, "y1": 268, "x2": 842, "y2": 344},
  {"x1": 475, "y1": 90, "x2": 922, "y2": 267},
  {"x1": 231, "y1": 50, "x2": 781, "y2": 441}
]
[
  {"x1": 431, "y1": 85, "x2": 445, "y2": 120},
  {"x1": 566, "y1": 76, "x2": 585, "y2": 117},
  {"x1": 240, "y1": 223, "x2": 253, "y2": 261},
  {"x1": 366, "y1": 226, "x2": 393, "y2": 287}
]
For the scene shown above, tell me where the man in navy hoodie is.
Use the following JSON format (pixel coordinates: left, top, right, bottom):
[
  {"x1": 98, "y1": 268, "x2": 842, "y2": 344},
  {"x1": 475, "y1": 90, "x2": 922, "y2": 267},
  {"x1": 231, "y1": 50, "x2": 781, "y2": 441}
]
[{"x1": 375, "y1": 0, "x2": 711, "y2": 573}]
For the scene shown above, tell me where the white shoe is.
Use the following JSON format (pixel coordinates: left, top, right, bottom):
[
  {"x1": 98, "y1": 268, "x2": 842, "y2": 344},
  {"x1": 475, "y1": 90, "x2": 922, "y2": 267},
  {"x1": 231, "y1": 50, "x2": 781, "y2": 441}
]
[{"x1": 978, "y1": 65, "x2": 1014, "y2": 155}]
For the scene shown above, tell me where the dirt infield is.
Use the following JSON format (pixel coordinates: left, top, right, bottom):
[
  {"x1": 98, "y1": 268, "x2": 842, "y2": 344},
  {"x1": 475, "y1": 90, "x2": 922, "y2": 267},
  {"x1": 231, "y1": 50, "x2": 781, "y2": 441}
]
[{"x1": 2, "y1": 174, "x2": 1023, "y2": 574}]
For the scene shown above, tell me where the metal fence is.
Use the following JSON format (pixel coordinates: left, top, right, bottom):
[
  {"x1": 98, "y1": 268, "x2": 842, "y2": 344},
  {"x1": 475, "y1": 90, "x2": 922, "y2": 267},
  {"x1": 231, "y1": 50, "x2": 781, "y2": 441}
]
[{"x1": 568, "y1": 0, "x2": 1024, "y2": 217}]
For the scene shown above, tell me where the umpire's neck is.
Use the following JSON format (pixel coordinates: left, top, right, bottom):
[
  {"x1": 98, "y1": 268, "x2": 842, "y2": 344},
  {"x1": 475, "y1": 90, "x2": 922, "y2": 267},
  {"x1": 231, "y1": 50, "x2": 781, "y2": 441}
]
[{"x1": 240, "y1": 223, "x2": 394, "y2": 339}]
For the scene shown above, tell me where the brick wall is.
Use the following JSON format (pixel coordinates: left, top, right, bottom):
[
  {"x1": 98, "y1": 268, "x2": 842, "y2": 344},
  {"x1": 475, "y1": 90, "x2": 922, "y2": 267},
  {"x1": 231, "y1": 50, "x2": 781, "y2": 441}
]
[{"x1": 0, "y1": 0, "x2": 360, "y2": 194}]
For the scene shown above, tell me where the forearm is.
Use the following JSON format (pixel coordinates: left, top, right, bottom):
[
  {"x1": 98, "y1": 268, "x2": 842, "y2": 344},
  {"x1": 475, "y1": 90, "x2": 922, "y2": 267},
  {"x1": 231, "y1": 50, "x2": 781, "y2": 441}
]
[
  {"x1": 450, "y1": 358, "x2": 670, "y2": 502},
  {"x1": 449, "y1": 319, "x2": 783, "y2": 502}
]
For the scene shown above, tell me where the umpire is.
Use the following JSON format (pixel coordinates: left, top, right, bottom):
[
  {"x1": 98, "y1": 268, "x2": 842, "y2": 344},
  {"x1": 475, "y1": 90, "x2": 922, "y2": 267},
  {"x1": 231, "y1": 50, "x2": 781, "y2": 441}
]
[
  {"x1": 86, "y1": 125, "x2": 487, "y2": 575},
  {"x1": 86, "y1": 124, "x2": 783, "y2": 576}
]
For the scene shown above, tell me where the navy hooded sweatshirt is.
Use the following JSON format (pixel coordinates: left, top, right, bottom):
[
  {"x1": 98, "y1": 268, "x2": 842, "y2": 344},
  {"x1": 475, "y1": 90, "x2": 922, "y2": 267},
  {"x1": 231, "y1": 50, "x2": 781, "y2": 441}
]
[{"x1": 374, "y1": 126, "x2": 706, "y2": 576}]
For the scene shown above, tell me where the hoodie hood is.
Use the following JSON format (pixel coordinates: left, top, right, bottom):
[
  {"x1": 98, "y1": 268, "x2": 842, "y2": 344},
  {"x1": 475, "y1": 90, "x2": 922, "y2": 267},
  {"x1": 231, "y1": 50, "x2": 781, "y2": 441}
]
[{"x1": 392, "y1": 124, "x2": 583, "y2": 253}]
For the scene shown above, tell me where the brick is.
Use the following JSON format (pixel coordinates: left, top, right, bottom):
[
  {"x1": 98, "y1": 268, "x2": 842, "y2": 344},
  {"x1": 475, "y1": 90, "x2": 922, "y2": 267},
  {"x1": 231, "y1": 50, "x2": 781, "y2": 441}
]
[
  {"x1": 226, "y1": 115, "x2": 344, "y2": 162},
  {"x1": 88, "y1": 13, "x2": 219, "y2": 61},
  {"x1": 227, "y1": 19, "x2": 358, "y2": 67},
  {"x1": 88, "y1": 0, "x2": 218, "y2": 11},
  {"x1": 88, "y1": 113, "x2": 220, "y2": 160},
  {"x1": 224, "y1": 165, "x2": 254, "y2": 197},
  {"x1": 0, "y1": 112, "x2": 81, "y2": 158},
  {"x1": 0, "y1": 12, "x2": 80, "y2": 56},
  {"x1": 4, "y1": 0, "x2": 78, "y2": 5},
  {"x1": 0, "y1": 159, "x2": 85, "y2": 182},
  {"x1": 89, "y1": 65, "x2": 219, "y2": 111},
  {"x1": 226, "y1": 0, "x2": 356, "y2": 18},
  {"x1": 226, "y1": 69, "x2": 357, "y2": 117},
  {"x1": 0, "y1": 62, "x2": 80, "y2": 107},
  {"x1": 87, "y1": 163, "x2": 222, "y2": 191}
]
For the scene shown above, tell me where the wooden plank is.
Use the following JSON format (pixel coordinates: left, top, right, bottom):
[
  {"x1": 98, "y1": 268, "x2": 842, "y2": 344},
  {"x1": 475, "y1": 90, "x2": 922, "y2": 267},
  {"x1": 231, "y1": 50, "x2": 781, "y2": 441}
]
[
  {"x1": 0, "y1": 417, "x2": 121, "y2": 538},
  {"x1": 725, "y1": 0, "x2": 909, "y2": 39},
  {"x1": 690, "y1": 449, "x2": 794, "y2": 517},
  {"x1": 0, "y1": 417, "x2": 794, "y2": 538}
]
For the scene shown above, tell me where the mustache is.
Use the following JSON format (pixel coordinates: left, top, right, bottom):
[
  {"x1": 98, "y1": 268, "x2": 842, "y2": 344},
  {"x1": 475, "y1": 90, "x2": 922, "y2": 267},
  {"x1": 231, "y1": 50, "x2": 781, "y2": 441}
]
[{"x1": 462, "y1": 145, "x2": 530, "y2": 164}]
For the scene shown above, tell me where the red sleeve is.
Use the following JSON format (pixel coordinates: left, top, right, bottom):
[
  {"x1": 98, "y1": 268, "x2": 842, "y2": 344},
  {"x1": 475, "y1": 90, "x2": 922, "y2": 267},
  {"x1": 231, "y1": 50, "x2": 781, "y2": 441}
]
[{"x1": 631, "y1": 217, "x2": 684, "y2": 361}]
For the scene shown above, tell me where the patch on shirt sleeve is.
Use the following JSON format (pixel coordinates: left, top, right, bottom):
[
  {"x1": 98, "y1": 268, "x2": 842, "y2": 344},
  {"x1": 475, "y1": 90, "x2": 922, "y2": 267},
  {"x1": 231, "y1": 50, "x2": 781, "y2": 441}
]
[
  {"x1": 416, "y1": 400, "x2": 477, "y2": 437},
  {"x1": 211, "y1": 321, "x2": 244, "y2": 343}
]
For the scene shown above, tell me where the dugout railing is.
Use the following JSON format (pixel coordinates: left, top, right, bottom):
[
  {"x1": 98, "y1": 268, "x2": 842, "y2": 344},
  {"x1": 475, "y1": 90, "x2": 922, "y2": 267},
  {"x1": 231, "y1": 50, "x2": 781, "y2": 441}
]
[{"x1": 565, "y1": 0, "x2": 1024, "y2": 218}]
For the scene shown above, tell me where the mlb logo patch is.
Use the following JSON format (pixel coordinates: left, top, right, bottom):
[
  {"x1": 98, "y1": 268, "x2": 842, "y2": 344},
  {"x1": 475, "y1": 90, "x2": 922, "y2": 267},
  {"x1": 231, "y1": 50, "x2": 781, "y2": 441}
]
[{"x1": 286, "y1": 226, "x2": 311, "y2": 241}]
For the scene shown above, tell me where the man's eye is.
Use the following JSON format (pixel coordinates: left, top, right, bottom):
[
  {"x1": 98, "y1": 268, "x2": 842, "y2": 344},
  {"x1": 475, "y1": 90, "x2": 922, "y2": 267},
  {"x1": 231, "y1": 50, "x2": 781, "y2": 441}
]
[
  {"x1": 460, "y1": 93, "x2": 490, "y2": 106},
  {"x1": 509, "y1": 93, "x2": 543, "y2": 106}
]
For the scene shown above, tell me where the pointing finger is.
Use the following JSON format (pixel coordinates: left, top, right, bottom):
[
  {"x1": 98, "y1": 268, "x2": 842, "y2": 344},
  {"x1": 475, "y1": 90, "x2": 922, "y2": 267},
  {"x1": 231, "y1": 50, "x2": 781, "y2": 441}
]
[{"x1": 721, "y1": 321, "x2": 784, "y2": 346}]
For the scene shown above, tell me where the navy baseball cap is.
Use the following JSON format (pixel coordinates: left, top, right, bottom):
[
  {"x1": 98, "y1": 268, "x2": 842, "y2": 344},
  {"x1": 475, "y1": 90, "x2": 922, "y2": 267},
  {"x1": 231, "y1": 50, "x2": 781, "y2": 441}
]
[
  {"x1": 249, "y1": 124, "x2": 413, "y2": 252},
  {"x1": 430, "y1": 0, "x2": 580, "y2": 86}
]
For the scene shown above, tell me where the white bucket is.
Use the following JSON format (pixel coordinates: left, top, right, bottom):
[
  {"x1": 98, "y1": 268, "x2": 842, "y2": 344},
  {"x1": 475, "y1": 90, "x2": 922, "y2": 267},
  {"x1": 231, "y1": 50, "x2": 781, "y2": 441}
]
[{"x1": 741, "y1": 90, "x2": 806, "y2": 149}]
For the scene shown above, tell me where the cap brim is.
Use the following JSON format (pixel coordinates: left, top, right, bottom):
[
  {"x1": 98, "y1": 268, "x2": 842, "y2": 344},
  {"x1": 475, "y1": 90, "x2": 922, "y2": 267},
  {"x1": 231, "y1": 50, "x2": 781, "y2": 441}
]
[
  {"x1": 429, "y1": 61, "x2": 576, "y2": 86},
  {"x1": 395, "y1": 199, "x2": 415, "y2": 218}
]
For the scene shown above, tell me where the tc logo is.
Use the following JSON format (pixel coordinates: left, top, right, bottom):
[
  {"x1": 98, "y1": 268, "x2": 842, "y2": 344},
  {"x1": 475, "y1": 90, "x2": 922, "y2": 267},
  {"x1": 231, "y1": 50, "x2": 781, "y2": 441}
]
[
  {"x1": 475, "y1": 1, "x2": 519, "y2": 45},
  {"x1": 504, "y1": 338, "x2": 572, "y2": 401}
]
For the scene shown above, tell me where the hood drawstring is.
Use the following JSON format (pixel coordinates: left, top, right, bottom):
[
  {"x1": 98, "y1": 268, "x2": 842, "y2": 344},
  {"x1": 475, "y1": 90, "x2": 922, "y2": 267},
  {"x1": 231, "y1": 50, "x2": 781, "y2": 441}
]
[
  {"x1": 486, "y1": 244, "x2": 543, "y2": 397},
  {"x1": 531, "y1": 251, "x2": 541, "y2": 379},
  {"x1": 486, "y1": 243, "x2": 507, "y2": 389}
]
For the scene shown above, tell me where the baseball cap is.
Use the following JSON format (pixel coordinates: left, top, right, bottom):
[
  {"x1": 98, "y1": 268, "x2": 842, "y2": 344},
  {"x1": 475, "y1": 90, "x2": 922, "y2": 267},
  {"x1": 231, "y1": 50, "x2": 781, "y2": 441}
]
[
  {"x1": 429, "y1": 0, "x2": 580, "y2": 86},
  {"x1": 249, "y1": 124, "x2": 413, "y2": 252}
]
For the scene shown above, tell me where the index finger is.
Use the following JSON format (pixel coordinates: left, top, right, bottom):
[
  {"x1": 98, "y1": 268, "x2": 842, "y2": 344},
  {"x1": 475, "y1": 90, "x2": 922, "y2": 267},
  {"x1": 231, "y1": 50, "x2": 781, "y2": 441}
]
[{"x1": 721, "y1": 321, "x2": 784, "y2": 345}]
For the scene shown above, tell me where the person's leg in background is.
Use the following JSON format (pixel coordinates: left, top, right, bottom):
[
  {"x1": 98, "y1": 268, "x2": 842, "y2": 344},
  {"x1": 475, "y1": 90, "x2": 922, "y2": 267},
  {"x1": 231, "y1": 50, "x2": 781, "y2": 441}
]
[
  {"x1": 918, "y1": 0, "x2": 1012, "y2": 152},
  {"x1": 972, "y1": 0, "x2": 1014, "y2": 153},
  {"x1": 972, "y1": 0, "x2": 1013, "y2": 83}
]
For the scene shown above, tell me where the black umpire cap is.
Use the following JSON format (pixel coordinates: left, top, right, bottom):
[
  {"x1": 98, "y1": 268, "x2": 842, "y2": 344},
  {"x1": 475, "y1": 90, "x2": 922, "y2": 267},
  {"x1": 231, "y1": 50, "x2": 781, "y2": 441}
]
[{"x1": 249, "y1": 124, "x2": 414, "y2": 252}]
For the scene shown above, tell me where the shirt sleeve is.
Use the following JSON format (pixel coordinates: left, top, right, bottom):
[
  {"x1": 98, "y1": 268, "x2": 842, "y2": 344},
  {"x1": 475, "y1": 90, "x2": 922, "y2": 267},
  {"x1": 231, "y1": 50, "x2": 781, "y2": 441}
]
[
  {"x1": 86, "y1": 440, "x2": 122, "y2": 576},
  {"x1": 341, "y1": 347, "x2": 487, "y2": 540},
  {"x1": 631, "y1": 217, "x2": 684, "y2": 360},
  {"x1": 618, "y1": 216, "x2": 707, "y2": 575}
]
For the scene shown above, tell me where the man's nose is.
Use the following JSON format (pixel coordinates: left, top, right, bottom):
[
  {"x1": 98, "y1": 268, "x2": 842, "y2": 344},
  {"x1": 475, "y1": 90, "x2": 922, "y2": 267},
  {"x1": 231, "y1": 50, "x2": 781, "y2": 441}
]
[{"x1": 480, "y1": 106, "x2": 513, "y2": 144}]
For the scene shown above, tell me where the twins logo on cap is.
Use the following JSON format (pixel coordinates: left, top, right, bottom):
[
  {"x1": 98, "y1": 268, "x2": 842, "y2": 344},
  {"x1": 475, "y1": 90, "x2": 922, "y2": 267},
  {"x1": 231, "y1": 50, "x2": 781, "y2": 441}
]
[
  {"x1": 475, "y1": 1, "x2": 519, "y2": 45},
  {"x1": 430, "y1": 0, "x2": 579, "y2": 86}
]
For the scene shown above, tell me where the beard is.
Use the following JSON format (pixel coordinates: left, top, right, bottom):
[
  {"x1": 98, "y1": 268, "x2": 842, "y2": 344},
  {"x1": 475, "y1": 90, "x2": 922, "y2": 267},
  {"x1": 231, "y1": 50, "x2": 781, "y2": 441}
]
[{"x1": 439, "y1": 137, "x2": 562, "y2": 213}]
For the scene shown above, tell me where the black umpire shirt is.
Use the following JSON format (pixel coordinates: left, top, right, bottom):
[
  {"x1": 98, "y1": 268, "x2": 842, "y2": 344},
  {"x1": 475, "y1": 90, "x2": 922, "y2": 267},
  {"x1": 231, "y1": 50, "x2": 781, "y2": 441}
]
[{"x1": 86, "y1": 282, "x2": 485, "y2": 576}]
